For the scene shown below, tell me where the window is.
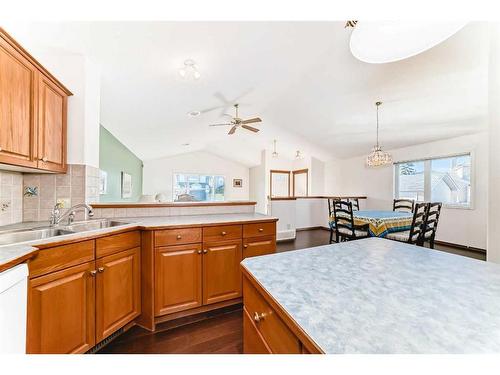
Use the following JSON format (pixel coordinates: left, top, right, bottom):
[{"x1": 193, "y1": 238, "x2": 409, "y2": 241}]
[
  {"x1": 395, "y1": 153, "x2": 472, "y2": 208},
  {"x1": 173, "y1": 174, "x2": 225, "y2": 202}
]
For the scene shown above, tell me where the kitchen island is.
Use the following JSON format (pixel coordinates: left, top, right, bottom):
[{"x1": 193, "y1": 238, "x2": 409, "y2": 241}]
[{"x1": 241, "y1": 237, "x2": 500, "y2": 354}]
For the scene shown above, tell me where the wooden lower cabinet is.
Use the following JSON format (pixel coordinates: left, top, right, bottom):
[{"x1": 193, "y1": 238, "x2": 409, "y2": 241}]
[
  {"x1": 203, "y1": 240, "x2": 242, "y2": 305},
  {"x1": 95, "y1": 247, "x2": 141, "y2": 341},
  {"x1": 243, "y1": 307, "x2": 271, "y2": 354},
  {"x1": 27, "y1": 261, "x2": 96, "y2": 354},
  {"x1": 155, "y1": 243, "x2": 202, "y2": 315}
]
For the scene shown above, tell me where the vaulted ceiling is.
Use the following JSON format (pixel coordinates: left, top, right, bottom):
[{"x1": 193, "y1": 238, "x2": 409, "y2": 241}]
[{"x1": 4, "y1": 21, "x2": 490, "y2": 166}]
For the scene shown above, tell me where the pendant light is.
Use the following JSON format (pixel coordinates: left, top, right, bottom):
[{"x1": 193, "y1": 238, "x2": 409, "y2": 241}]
[
  {"x1": 272, "y1": 140, "x2": 278, "y2": 158},
  {"x1": 366, "y1": 101, "x2": 392, "y2": 167}
]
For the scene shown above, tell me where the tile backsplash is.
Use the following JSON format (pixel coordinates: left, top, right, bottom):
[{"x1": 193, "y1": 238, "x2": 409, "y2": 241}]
[
  {"x1": 23, "y1": 164, "x2": 100, "y2": 222},
  {"x1": 0, "y1": 171, "x2": 23, "y2": 226}
]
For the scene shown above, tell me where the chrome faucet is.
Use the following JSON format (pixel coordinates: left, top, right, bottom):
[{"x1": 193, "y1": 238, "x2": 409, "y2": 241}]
[{"x1": 49, "y1": 203, "x2": 94, "y2": 226}]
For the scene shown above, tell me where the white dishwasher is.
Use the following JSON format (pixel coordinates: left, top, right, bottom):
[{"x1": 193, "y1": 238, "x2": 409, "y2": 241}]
[{"x1": 0, "y1": 263, "x2": 28, "y2": 353}]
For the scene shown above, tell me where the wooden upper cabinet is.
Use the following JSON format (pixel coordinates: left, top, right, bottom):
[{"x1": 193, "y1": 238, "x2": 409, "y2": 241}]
[
  {"x1": 95, "y1": 247, "x2": 141, "y2": 342},
  {"x1": 203, "y1": 239, "x2": 242, "y2": 305},
  {"x1": 37, "y1": 74, "x2": 67, "y2": 172},
  {"x1": 27, "y1": 261, "x2": 96, "y2": 354},
  {"x1": 0, "y1": 34, "x2": 37, "y2": 167},
  {"x1": 0, "y1": 28, "x2": 71, "y2": 172}
]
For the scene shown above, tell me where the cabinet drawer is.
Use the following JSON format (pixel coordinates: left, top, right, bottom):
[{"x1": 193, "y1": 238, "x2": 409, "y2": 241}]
[
  {"x1": 203, "y1": 225, "x2": 242, "y2": 242},
  {"x1": 29, "y1": 240, "x2": 95, "y2": 278},
  {"x1": 96, "y1": 230, "x2": 141, "y2": 258},
  {"x1": 155, "y1": 227, "x2": 202, "y2": 246},
  {"x1": 243, "y1": 277, "x2": 300, "y2": 354},
  {"x1": 243, "y1": 236, "x2": 276, "y2": 259},
  {"x1": 243, "y1": 222, "x2": 276, "y2": 238},
  {"x1": 243, "y1": 307, "x2": 272, "y2": 354}
]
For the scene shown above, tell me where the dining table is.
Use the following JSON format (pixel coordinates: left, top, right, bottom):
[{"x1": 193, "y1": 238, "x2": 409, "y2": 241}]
[{"x1": 329, "y1": 210, "x2": 414, "y2": 238}]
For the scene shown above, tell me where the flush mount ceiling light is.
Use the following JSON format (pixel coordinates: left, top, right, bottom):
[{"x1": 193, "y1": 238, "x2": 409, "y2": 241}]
[
  {"x1": 179, "y1": 59, "x2": 201, "y2": 80},
  {"x1": 272, "y1": 140, "x2": 278, "y2": 158},
  {"x1": 349, "y1": 21, "x2": 467, "y2": 64},
  {"x1": 187, "y1": 110, "x2": 201, "y2": 117},
  {"x1": 366, "y1": 101, "x2": 392, "y2": 167}
]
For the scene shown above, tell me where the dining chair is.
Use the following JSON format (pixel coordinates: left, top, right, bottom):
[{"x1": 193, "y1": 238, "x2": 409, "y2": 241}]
[
  {"x1": 327, "y1": 198, "x2": 340, "y2": 243},
  {"x1": 422, "y1": 202, "x2": 442, "y2": 249},
  {"x1": 393, "y1": 198, "x2": 415, "y2": 213},
  {"x1": 333, "y1": 200, "x2": 370, "y2": 242},
  {"x1": 347, "y1": 198, "x2": 360, "y2": 211},
  {"x1": 386, "y1": 202, "x2": 429, "y2": 245}
]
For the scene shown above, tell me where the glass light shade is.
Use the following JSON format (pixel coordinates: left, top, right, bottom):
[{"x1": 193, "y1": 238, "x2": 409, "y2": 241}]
[
  {"x1": 350, "y1": 21, "x2": 467, "y2": 64},
  {"x1": 366, "y1": 145, "x2": 392, "y2": 167}
]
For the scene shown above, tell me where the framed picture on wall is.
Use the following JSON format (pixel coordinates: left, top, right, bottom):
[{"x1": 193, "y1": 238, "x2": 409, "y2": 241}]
[
  {"x1": 121, "y1": 172, "x2": 132, "y2": 198},
  {"x1": 99, "y1": 170, "x2": 108, "y2": 195},
  {"x1": 233, "y1": 179, "x2": 243, "y2": 188}
]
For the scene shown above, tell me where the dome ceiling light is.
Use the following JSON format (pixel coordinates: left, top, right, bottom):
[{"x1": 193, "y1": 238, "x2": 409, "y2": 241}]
[{"x1": 349, "y1": 21, "x2": 467, "y2": 64}]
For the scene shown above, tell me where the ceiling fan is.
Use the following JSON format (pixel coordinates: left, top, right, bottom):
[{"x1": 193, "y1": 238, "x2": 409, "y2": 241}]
[{"x1": 209, "y1": 104, "x2": 262, "y2": 135}]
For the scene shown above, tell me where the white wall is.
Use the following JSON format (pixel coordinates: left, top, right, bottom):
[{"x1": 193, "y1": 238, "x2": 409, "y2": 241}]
[
  {"x1": 325, "y1": 132, "x2": 489, "y2": 249},
  {"x1": 488, "y1": 23, "x2": 500, "y2": 263},
  {"x1": 143, "y1": 151, "x2": 249, "y2": 202}
]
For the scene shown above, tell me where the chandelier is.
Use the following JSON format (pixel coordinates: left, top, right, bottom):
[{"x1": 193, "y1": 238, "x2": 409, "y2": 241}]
[{"x1": 366, "y1": 101, "x2": 392, "y2": 167}]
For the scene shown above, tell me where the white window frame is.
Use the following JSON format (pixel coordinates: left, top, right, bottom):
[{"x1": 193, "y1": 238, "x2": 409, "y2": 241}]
[
  {"x1": 172, "y1": 173, "x2": 226, "y2": 202},
  {"x1": 393, "y1": 152, "x2": 474, "y2": 210}
]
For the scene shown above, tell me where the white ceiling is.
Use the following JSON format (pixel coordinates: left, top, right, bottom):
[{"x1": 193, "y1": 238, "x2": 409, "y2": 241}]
[{"x1": 3, "y1": 21, "x2": 490, "y2": 166}]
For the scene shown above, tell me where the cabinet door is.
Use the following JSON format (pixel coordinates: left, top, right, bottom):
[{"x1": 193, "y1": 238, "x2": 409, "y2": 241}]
[
  {"x1": 203, "y1": 240, "x2": 242, "y2": 305},
  {"x1": 37, "y1": 74, "x2": 67, "y2": 172},
  {"x1": 95, "y1": 247, "x2": 141, "y2": 342},
  {"x1": 155, "y1": 243, "x2": 202, "y2": 316},
  {"x1": 243, "y1": 308, "x2": 271, "y2": 354},
  {"x1": 27, "y1": 261, "x2": 95, "y2": 354},
  {"x1": 0, "y1": 37, "x2": 37, "y2": 167}
]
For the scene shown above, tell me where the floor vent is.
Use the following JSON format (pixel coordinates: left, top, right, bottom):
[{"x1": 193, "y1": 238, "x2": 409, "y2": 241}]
[{"x1": 86, "y1": 328, "x2": 124, "y2": 354}]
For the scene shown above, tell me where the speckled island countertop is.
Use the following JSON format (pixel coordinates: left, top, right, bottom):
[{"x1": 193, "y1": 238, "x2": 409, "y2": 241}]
[
  {"x1": 0, "y1": 213, "x2": 277, "y2": 272},
  {"x1": 241, "y1": 237, "x2": 500, "y2": 354}
]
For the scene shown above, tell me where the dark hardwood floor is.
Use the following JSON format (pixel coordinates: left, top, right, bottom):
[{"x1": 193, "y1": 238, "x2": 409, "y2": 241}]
[{"x1": 97, "y1": 228, "x2": 485, "y2": 354}]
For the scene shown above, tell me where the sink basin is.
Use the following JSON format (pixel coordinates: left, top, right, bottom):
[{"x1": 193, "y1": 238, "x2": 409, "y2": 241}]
[
  {"x1": 62, "y1": 219, "x2": 130, "y2": 232},
  {"x1": 0, "y1": 228, "x2": 75, "y2": 246}
]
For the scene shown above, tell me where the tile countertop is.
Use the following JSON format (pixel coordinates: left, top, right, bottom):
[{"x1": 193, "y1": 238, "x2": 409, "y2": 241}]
[
  {"x1": 0, "y1": 213, "x2": 277, "y2": 273},
  {"x1": 241, "y1": 237, "x2": 500, "y2": 354}
]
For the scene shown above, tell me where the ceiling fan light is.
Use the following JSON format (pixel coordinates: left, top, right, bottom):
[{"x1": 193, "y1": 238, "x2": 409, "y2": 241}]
[
  {"x1": 295, "y1": 150, "x2": 302, "y2": 159},
  {"x1": 178, "y1": 68, "x2": 186, "y2": 78},
  {"x1": 193, "y1": 70, "x2": 201, "y2": 80}
]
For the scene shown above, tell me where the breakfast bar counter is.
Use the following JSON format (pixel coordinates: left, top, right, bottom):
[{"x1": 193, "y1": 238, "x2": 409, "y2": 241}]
[{"x1": 241, "y1": 237, "x2": 500, "y2": 354}]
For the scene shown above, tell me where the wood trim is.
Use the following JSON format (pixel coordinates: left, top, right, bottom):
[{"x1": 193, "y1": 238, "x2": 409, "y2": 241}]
[
  {"x1": 269, "y1": 195, "x2": 368, "y2": 201},
  {"x1": 135, "y1": 231, "x2": 155, "y2": 331},
  {"x1": 241, "y1": 265, "x2": 324, "y2": 354},
  {"x1": 270, "y1": 170, "x2": 291, "y2": 198},
  {"x1": 292, "y1": 168, "x2": 309, "y2": 197},
  {"x1": 91, "y1": 201, "x2": 257, "y2": 208},
  {"x1": 433, "y1": 240, "x2": 486, "y2": 253},
  {"x1": 0, "y1": 27, "x2": 72, "y2": 95},
  {"x1": 0, "y1": 249, "x2": 39, "y2": 273}
]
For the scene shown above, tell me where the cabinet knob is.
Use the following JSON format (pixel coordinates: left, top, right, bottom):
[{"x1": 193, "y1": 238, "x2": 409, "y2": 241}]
[
  {"x1": 197, "y1": 250, "x2": 202, "y2": 254},
  {"x1": 253, "y1": 311, "x2": 266, "y2": 323},
  {"x1": 221, "y1": 231, "x2": 227, "y2": 236},
  {"x1": 258, "y1": 228, "x2": 264, "y2": 232},
  {"x1": 97, "y1": 267, "x2": 105, "y2": 273},
  {"x1": 89, "y1": 270, "x2": 97, "y2": 277},
  {"x1": 176, "y1": 234, "x2": 182, "y2": 240},
  {"x1": 40, "y1": 156, "x2": 48, "y2": 162},
  {"x1": 243, "y1": 244, "x2": 248, "y2": 248},
  {"x1": 0, "y1": 147, "x2": 2, "y2": 152},
  {"x1": 203, "y1": 249, "x2": 208, "y2": 254}
]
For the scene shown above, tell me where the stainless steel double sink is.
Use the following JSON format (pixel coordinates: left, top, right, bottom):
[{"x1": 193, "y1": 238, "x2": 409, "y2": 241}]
[{"x1": 0, "y1": 219, "x2": 130, "y2": 246}]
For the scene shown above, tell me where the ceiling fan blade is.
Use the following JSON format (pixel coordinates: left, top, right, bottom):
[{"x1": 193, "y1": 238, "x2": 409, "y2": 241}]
[
  {"x1": 242, "y1": 125, "x2": 260, "y2": 133},
  {"x1": 209, "y1": 123, "x2": 232, "y2": 127},
  {"x1": 228, "y1": 126, "x2": 237, "y2": 135},
  {"x1": 241, "y1": 117, "x2": 262, "y2": 124}
]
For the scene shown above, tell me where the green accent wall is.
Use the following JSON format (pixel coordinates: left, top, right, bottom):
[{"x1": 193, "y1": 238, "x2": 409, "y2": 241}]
[{"x1": 99, "y1": 125, "x2": 143, "y2": 202}]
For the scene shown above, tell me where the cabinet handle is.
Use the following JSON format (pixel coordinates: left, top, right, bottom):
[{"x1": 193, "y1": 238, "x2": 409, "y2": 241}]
[
  {"x1": 243, "y1": 244, "x2": 248, "y2": 248},
  {"x1": 203, "y1": 249, "x2": 208, "y2": 254},
  {"x1": 258, "y1": 228, "x2": 264, "y2": 232},
  {"x1": 176, "y1": 234, "x2": 182, "y2": 240},
  {"x1": 253, "y1": 311, "x2": 266, "y2": 323},
  {"x1": 197, "y1": 250, "x2": 202, "y2": 254},
  {"x1": 221, "y1": 231, "x2": 227, "y2": 236},
  {"x1": 89, "y1": 270, "x2": 97, "y2": 277},
  {"x1": 97, "y1": 267, "x2": 105, "y2": 273}
]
